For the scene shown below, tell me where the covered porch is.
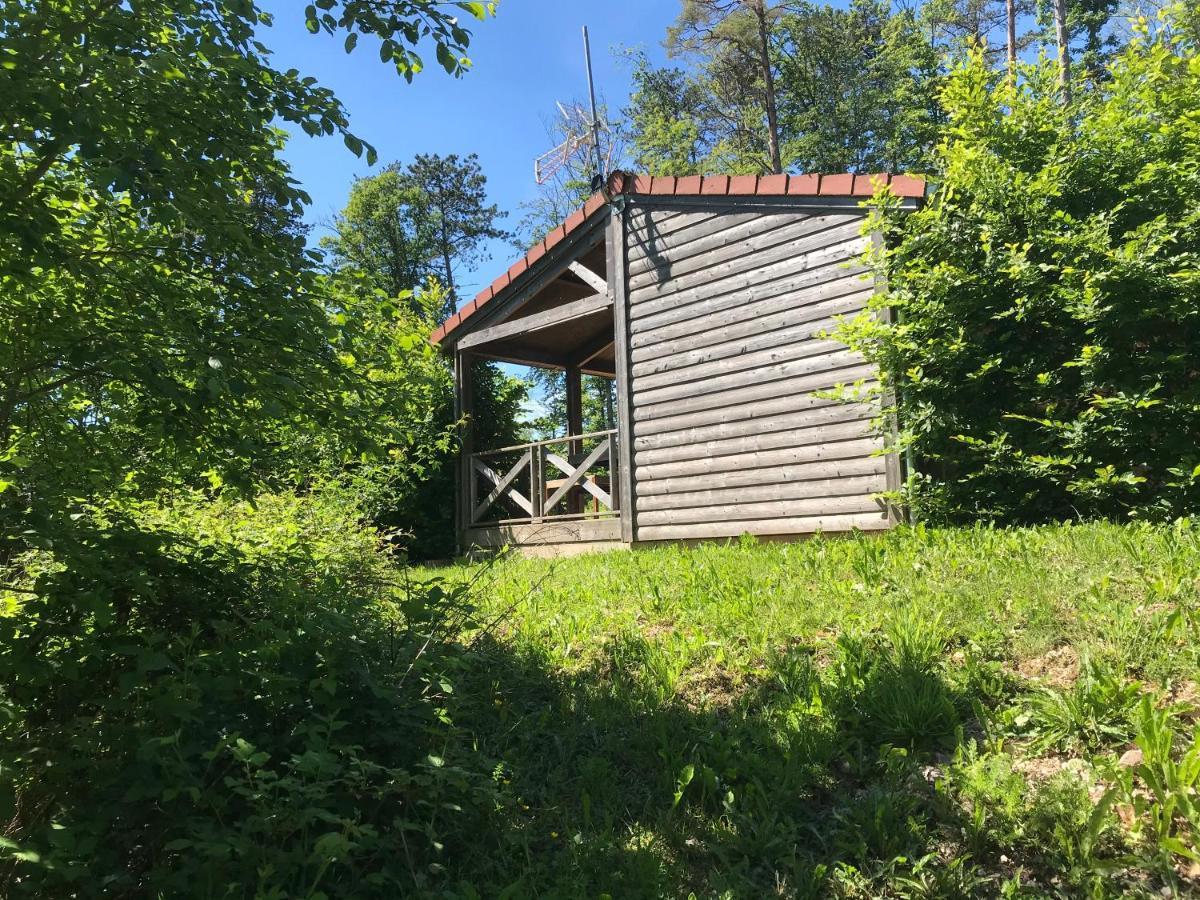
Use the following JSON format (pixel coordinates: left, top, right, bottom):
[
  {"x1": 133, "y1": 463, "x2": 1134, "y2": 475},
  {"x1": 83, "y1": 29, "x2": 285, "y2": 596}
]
[{"x1": 440, "y1": 196, "x2": 630, "y2": 554}]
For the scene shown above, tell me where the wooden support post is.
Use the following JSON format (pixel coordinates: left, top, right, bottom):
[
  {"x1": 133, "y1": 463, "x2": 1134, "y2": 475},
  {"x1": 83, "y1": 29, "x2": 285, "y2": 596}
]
[
  {"x1": 608, "y1": 203, "x2": 637, "y2": 544},
  {"x1": 454, "y1": 351, "x2": 475, "y2": 553},
  {"x1": 565, "y1": 366, "x2": 583, "y2": 513}
]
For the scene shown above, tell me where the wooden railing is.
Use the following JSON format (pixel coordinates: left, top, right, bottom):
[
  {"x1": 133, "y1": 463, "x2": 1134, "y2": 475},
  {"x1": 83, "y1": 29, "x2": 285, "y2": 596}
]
[{"x1": 469, "y1": 429, "x2": 619, "y2": 526}]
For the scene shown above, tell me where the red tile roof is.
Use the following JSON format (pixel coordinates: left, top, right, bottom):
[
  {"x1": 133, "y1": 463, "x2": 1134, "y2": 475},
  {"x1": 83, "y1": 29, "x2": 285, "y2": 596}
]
[{"x1": 430, "y1": 171, "x2": 926, "y2": 345}]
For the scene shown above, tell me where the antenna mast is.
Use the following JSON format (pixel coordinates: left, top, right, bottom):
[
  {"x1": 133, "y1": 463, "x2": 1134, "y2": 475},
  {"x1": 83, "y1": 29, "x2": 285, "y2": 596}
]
[{"x1": 582, "y1": 25, "x2": 605, "y2": 188}]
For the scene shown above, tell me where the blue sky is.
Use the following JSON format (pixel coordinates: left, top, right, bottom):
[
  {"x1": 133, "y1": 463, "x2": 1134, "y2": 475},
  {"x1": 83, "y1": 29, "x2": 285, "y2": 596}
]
[{"x1": 260, "y1": 0, "x2": 679, "y2": 301}]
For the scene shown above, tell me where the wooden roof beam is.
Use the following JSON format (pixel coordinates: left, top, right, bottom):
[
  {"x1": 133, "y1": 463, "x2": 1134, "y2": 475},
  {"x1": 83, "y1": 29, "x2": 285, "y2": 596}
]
[{"x1": 455, "y1": 291, "x2": 612, "y2": 352}]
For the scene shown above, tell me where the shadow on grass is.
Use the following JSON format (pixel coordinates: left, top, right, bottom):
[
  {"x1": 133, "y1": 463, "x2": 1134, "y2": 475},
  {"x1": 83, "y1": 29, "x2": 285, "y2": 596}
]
[{"x1": 441, "y1": 628, "x2": 977, "y2": 898}]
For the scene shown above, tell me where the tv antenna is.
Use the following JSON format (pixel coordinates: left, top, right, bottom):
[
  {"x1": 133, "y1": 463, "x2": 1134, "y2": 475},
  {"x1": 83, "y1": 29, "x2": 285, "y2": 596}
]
[{"x1": 533, "y1": 25, "x2": 609, "y2": 189}]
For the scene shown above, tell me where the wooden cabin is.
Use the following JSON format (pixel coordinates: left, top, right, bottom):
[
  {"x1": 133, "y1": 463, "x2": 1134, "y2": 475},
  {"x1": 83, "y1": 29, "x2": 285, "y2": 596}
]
[{"x1": 430, "y1": 171, "x2": 926, "y2": 555}]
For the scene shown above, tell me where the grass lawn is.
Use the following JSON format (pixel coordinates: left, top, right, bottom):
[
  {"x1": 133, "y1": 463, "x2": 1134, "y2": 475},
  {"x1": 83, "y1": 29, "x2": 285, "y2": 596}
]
[{"x1": 417, "y1": 522, "x2": 1200, "y2": 898}]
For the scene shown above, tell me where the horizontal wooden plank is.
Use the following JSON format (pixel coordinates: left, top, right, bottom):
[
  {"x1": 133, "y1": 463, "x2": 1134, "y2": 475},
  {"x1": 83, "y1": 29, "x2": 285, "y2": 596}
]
[
  {"x1": 467, "y1": 518, "x2": 622, "y2": 547},
  {"x1": 627, "y1": 211, "x2": 833, "y2": 281},
  {"x1": 626, "y1": 210, "x2": 768, "y2": 271},
  {"x1": 628, "y1": 241, "x2": 870, "y2": 335},
  {"x1": 637, "y1": 473, "x2": 886, "y2": 512},
  {"x1": 634, "y1": 436, "x2": 883, "y2": 482},
  {"x1": 635, "y1": 454, "x2": 886, "y2": 497},
  {"x1": 630, "y1": 278, "x2": 872, "y2": 363},
  {"x1": 633, "y1": 361, "x2": 877, "y2": 425},
  {"x1": 635, "y1": 511, "x2": 891, "y2": 542},
  {"x1": 635, "y1": 388, "x2": 877, "y2": 439},
  {"x1": 628, "y1": 212, "x2": 857, "y2": 289},
  {"x1": 635, "y1": 400, "x2": 875, "y2": 452},
  {"x1": 625, "y1": 207, "x2": 728, "y2": 242},
  {"x1": 635, "y1": 417, "x2": 873, "y2": 467},
  {"x1": 632, "y1": 346, "x2": 860, "y2": 408},
  {"x1": 629, "y1": 218, "x2": 865, "y2": 302},
  {"x1": 633, "y1": 320, "x2": 850, "y2": 390},
  {"x1": 638, "y1": 493, "x2": 883, "y2": 526}
]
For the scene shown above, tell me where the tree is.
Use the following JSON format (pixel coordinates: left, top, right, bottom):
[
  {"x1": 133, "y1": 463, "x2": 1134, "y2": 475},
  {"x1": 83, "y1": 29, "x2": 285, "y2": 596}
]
[
  {"x1": 321, "y1": 164, "x2": 436, "y2": 304},
  {"x1": 626, "y1": 55, "x2": 713, "y2": 176},
  {"x1": 323, "y1": 154, "x2": 508, "y2": 321},
  {"x1": 775, "y1": 0, "x2": 942, "y2": 173},
  {"x1": 405, "y1": 153, "x2": 510, "y2": 314},
  {"x1": 0, "y1": 0, "x2": 494, "y2": 545},
  {"x1": 667, "y1": 0, "x2": 786, "y2": 173},
  {"x1": 838, "y1": 13, "x2": 1200, "y2": 523}
]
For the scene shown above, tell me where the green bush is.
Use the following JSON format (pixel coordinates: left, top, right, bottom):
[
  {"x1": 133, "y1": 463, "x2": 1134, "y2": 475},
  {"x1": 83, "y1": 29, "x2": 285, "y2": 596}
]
[
  {"x1": 841, "y1": 7, "x2": 1200, "y2": 523},
  {"x1": 0, "y1": 490, "x2": 497, "y2": 897}
]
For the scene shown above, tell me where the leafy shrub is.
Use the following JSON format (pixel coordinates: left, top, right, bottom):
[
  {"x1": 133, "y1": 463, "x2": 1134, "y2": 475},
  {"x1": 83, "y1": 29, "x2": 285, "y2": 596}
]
[
  {"x1": 840, "y1": 7, "x2": 1200, "y2": 523},
  {"x1": 1024, "y1": 658, "x2": 1142, "y2": 753},
  {"x1": 1110, "y1": 696, "x2": 1200, "y2": 875},
  {"x1": 829, "y1": 614, "x2": 961, "y2": 752},
  {"x1": 0, "y1": 490, "x2": 498, "y2": 897}
]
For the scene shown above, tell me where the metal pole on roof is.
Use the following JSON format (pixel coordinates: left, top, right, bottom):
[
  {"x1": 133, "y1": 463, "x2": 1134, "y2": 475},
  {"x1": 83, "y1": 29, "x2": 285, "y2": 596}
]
[{"x1": 582, "y1": 25, "x2": 604, "y2": 188}]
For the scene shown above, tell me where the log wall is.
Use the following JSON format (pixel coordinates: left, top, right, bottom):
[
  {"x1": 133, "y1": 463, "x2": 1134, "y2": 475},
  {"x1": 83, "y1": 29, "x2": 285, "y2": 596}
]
[{"x1": 623, "y1": 200, "x2": 892, "y2": 542}]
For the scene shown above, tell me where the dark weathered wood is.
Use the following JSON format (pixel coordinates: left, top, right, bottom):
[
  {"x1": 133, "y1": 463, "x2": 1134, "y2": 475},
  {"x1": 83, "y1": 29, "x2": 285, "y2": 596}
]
[
  {"x1": 624, "y1": 200, "x2": 887, "y2": 541},
  {"x1": 443, "y1": 214, "x2": 608, "y2": 348},
  {"x1": 567, "y1": 260, "x2": 608, "y2": 294},
  {"x1": 638, "y1": 472, "x2": 885, "y2": 511},
  {"x1": 638, "y1": 493, "x2": 883, "y2": 527},
  {"x1": 466, "y1": 518, "x2": 623, "y2": 549},
  {"x1": 636, "y1": 454, "x2": 886, "y2": 497},
  {"x1": 630, "y1": 284, "x2": 872, "y2": 367},
  {"x1": 632, "y1": 347, "x2": 862, "y2": 408},
  {"x1": 636, "y1": 419, "x2": 874, "y2": 468},
  {"x1": 636, "y1": 393, "x2": 876, "y2": 443},
  {"x1": 636, "y1": 511, "x2": 890, "y2": 542},
  {"x1": 634, "y1": 332, "x2": 848, "y2": 393},
  {"x1": 626, "y1": 210, "x2": 794, "y2": 275},
  {"x1": 635, "y1": 435, "x2": 880, "y2": 482},
  {"x1": 628, "y1": 246, "x2": 870, "y2": 335},
  {"x1": 456, "y1": 291, "x2": 610, "y2": 351},
  {"x1": 630, "y1": 227, "x2": 867, "y2": 311},
  {"x1": 635, "y1": 402, "x2": 874, "y2": 459},
  {"x1": 633, "y1": 361, "x2": 876, "y2": 424},
  {"x1": 608, "y1": 203, "x2": 637, "y2": 543},
  {"x1": 471, "y1": 452, "x2": 533, "y2": 522},
  {"x1": 628, "y1": 212, "x2": 858, "y2": 290},
  {"x1": 544, "y1": 439, "x2": 611, "y2": 513}
]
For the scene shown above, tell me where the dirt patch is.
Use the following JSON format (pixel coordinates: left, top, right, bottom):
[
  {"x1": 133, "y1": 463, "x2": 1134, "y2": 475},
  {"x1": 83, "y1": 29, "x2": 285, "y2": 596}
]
[
  {"x1": 641, "y1": 618, "x2": 676, "y2": 640},
  {"x1": 1014, "y1": 755, "x2": 1067, "y2": 783},
  {"x1": 1169, "y1": 680, "x2": 1200, "y2": 719},
  {"x1": 1017, "y1": 645, "x2": 1080, "y2": 688},
  {"x1": 678, "y1": 666, "x2": 744, "y2": 711}
]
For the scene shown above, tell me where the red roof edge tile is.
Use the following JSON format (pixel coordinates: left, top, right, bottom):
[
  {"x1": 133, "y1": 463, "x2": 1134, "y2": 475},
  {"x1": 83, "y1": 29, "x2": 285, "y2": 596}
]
[
  {"x1": 701, "y1": 175, "x2": 730, "y2": 195},
  {"x1": 650, "y1": 175, "x2": 677, "y2": 195},
  {"x1": 757, "y1": 173, "x2": 789, "y2": 194},
  {"x1": 729, "y1": 174, "x2": 758, "y2": 194},
  {"x1": 488, "y1": 271, "x2": 510, "y2": 296},
  {"x1": 890, "y1": 174, "x2": 927, "y2": 198},
  {"x1": 543, "y1": 222, "x2": 567, "y2": 251},
  {"x1": 787, "y1": 173, "x2": 821, "y2": 195},
  {"x1": 819, "y1": 173, "x2": 854, "y2": 195}
]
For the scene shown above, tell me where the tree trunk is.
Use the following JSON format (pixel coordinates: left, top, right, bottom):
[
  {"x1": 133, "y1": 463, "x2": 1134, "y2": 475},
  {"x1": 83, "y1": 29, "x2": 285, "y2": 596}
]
[
  {"x1": 750, "y1": 0, "x2": 783, "y2": 174},
  {"x1": 1006, "y1": 0, "x2": 1017, "y2": 80},
  {"x1": 1053, "y1": 0, "x2": 1071, "y2": 102}
]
